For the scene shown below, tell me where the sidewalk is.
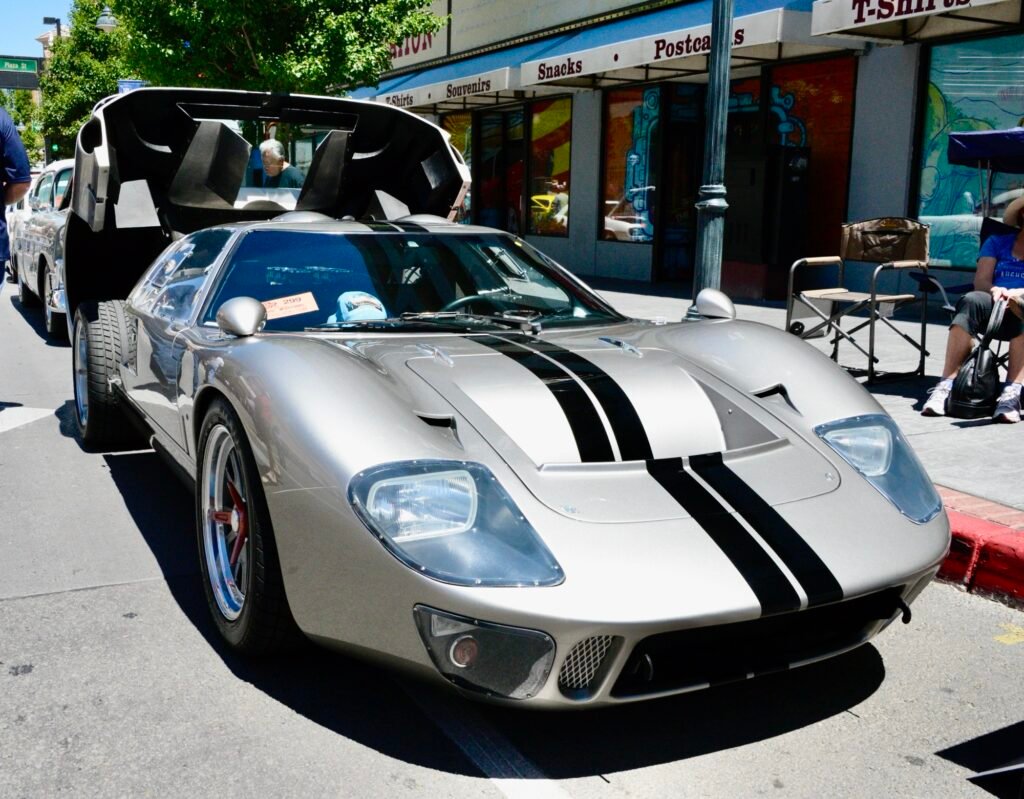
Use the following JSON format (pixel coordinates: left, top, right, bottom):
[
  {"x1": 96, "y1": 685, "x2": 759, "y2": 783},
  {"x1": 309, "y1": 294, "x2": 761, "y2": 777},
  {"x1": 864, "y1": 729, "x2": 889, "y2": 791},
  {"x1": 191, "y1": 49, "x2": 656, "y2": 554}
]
[{"x1": 591, "y1": 278, "x2": 1024, "y2": 607}]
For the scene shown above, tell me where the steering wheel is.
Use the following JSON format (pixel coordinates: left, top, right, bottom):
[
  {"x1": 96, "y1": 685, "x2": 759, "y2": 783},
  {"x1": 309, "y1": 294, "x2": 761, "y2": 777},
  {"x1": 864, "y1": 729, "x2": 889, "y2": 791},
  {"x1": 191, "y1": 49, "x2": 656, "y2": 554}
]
[{"x1": 437, "y1": 293, "x2": 508, "y2": 314}]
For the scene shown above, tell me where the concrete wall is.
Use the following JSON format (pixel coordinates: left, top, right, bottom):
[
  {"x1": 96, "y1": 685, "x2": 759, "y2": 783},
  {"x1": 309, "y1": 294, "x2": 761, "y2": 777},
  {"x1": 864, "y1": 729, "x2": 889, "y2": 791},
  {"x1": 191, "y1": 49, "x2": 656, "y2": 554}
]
[
  {"x1": 844, "y1": 43, "x2": 926, "y2": 297},
  {"x1": 527, "y1": 88, "x2": 653, "y2": 281},
  {"x1": 847, "y1": 43, "x2": 921, "y2": 223}
]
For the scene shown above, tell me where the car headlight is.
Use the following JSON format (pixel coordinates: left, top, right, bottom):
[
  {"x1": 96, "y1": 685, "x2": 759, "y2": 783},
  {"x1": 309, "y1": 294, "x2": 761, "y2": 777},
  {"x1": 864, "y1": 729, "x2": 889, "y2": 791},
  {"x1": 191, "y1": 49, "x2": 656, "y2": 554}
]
[
  {"x1": 349, "y1": 461, "x2": 564, "y2": 587},
  {"x1": 815, "y1": 414, "x2": 941, "y2": 524}
]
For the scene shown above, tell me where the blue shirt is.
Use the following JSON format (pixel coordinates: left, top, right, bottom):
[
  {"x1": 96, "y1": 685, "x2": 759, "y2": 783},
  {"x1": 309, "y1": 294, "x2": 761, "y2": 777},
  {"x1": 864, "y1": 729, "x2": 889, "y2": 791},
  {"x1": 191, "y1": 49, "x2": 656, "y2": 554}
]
[
  {"x1": 0, "y1": 108, "x2": 31, "y2": 261},
  {"x1": 980, "y1": 232, "x2": 1024, "y2": 290}
]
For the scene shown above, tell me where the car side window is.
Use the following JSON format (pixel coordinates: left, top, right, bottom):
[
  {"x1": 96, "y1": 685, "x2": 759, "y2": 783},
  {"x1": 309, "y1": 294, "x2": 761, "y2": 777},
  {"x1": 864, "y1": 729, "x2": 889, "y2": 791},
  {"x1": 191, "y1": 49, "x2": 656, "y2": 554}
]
[
  {"x1": 135, "y1": 229, "x2": 233, "y2": 322},
  {"x1": 33, "y1": 173, "x2": 54, "y2": 208},
  {"x1": 53, "y1": 169, "x2": 72, "y2": 209}
]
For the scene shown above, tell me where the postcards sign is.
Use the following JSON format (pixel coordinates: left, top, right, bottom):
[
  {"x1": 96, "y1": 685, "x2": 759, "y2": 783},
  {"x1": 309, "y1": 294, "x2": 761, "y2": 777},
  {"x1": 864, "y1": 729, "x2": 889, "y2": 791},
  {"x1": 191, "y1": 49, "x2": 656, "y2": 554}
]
[
  {"x1": 811, "y1": 0, "x2": 1005, "y2": 34},
  {"x1": 521, "y1": 10, "x2": 783, "y2": 86}
]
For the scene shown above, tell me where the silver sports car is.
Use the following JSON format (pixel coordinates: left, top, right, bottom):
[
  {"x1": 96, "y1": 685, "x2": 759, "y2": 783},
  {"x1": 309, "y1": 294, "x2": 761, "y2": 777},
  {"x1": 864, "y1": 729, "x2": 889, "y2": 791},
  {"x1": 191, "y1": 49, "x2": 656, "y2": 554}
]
[{"x1": 67, "y1": 89, "x2": 949, "y2": 708}]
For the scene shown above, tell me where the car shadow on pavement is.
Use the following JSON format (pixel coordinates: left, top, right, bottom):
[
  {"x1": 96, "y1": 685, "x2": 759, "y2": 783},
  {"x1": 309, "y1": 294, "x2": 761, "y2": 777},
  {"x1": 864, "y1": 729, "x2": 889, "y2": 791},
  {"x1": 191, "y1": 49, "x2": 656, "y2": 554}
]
[
  {"x1": 937, "y1": 721, "x2": 1024, "y2": 798},
  {"x1": 6, "y1": 294, "x2": 67, "y2": 347},
  {"x1": 100, "y1": 447, "x2": 888, "y2": 778}
]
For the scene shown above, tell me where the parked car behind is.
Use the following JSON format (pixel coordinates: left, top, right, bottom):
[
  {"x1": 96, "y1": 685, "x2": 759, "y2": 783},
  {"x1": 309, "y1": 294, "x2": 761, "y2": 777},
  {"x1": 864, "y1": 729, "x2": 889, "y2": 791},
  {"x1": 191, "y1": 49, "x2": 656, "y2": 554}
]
[
  {"x1": 5, "y1": 166, "x2": 42, "y2": 282},
  {"x1": 12, "y1": 158, "x2": 73, "y2": 338}
]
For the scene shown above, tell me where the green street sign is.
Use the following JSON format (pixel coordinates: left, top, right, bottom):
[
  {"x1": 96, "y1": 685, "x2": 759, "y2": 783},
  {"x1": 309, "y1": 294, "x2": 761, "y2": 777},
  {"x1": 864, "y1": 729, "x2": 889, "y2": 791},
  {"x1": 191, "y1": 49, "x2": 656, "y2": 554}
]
[{"x1": 0, "y1": 58, "x2": 38, "y2": 74}]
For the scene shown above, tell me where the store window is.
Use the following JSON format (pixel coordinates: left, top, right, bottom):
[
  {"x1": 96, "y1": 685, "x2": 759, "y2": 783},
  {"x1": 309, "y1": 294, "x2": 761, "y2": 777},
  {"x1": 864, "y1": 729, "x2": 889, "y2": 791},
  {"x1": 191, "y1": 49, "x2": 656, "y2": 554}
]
[
  {"x1": 918, "y1": 32, "x2": 1024, "y2": 267},
  {"x1": 768, "y1": 57, "x2": 856, "y2": 258},
  {"x1": 478, "y1": 109, "x2": 525, "y2": 234},
  {"x1": 442, "y1": 113, "x2": 472, "y2": 223},
  {"x1": 601, "y1": 87, "x2": 661, "y2": 243},
  {"x1": 528, "y1": 97, "x2": 572, "y2": 236}
]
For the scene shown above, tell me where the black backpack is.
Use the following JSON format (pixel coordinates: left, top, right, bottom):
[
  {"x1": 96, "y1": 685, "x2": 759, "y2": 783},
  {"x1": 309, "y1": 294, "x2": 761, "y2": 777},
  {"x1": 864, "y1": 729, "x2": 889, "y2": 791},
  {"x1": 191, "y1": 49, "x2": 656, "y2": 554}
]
[{"x1": 948, "y1": 300, "x2": 1005, "y2": 419}]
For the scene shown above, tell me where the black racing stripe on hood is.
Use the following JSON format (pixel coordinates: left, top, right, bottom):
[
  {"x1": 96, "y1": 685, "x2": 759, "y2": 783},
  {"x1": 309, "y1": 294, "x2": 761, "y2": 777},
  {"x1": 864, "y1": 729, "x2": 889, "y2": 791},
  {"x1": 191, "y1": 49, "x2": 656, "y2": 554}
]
[
  {"x1": 647, "y1": 458, "x2": 801, "y2": 616},
  {"x1": 498, "y1": 335, "x2": 654, "y2": 462},
  {"x1": 474, "y1": 335, "x2": 615, "y2": 463},
  {"x1": 689, "y1": 452, "x2": 844, "y2": 606}
]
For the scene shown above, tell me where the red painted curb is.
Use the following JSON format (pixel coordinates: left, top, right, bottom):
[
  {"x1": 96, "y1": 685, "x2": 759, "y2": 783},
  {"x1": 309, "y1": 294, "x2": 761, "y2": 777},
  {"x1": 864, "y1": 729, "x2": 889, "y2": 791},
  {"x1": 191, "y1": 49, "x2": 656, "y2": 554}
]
[{"x1": 939, "y1": 508, "x2": 1024, "y2": 604}]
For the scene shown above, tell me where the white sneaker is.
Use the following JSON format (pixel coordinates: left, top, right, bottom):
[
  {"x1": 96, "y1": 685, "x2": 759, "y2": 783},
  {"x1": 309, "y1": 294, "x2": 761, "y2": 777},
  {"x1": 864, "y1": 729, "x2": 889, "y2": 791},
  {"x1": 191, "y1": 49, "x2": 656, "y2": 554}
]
[
  {"x1": 922, "y1": 382, "x2": 952, "y2": 417},
  {"x1": 993, "y1": 384, "x2": 1021, "y2": 424}
]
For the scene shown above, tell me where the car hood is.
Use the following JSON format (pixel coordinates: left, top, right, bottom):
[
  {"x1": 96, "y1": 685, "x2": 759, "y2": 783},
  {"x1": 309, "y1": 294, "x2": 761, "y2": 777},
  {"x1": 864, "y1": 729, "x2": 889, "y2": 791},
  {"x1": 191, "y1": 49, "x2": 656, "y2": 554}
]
[{"x1": 327, "y1": 322, "x2": 840, "y2": 524}]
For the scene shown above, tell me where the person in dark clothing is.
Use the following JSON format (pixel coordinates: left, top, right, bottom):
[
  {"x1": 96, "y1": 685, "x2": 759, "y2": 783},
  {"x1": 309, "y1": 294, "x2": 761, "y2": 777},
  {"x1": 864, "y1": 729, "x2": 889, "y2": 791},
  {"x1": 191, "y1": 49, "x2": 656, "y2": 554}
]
[
  {"x1": 1, "y1": 107, "x2": 32, "y2": 282},
  {"x1": 259, "y1": 139, "x2": 304, "y2": 189}
]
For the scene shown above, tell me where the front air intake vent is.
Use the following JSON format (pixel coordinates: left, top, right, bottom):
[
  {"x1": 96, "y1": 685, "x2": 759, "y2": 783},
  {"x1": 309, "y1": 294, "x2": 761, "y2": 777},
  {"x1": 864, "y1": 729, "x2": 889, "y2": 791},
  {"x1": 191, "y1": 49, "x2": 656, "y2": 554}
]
[{"x1": 558, "y1": 635, "x2": 619, "y2": 697}]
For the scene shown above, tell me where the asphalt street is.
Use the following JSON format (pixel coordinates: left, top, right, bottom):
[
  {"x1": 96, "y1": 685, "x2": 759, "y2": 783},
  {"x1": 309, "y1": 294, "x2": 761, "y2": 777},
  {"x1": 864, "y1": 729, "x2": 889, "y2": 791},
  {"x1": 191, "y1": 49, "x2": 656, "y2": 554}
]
[{"x1": 1, "y1": 283, "x2": 1022, "y2": 798}]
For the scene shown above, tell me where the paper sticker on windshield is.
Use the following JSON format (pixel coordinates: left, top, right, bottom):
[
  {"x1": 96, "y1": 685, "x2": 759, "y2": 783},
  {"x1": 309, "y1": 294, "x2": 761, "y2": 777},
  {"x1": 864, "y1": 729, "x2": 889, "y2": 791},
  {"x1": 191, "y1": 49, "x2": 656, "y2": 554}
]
[{"x1": 262, "y1": 292, "x2": 319, "y2": 320}]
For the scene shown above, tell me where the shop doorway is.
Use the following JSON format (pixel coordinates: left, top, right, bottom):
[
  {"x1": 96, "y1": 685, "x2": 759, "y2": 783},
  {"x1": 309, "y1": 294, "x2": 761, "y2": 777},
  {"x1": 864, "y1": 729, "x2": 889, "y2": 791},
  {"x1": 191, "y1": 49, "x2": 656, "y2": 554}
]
[
  {"x1": 477, "y1": 109, "x2": 526, "y2": 236},
  {"x1": 655, "y1": 85, "x2": 704, "y2": 283}
]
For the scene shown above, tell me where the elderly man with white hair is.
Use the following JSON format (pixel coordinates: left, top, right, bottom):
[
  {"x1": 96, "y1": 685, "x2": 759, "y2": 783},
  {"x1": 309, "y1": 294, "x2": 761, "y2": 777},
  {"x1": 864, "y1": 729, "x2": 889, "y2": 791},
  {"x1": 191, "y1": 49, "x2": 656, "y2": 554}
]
[{"x1": 259, "y1": 138, "x2": 304, "y2": 188}]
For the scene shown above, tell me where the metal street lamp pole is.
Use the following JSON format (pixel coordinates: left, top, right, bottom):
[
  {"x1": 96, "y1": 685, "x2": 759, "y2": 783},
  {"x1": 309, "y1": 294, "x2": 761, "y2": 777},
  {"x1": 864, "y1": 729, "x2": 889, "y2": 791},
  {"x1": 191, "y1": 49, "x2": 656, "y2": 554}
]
[{"x1": 686, "y1": 0, "x2": 736, "y2": 319}]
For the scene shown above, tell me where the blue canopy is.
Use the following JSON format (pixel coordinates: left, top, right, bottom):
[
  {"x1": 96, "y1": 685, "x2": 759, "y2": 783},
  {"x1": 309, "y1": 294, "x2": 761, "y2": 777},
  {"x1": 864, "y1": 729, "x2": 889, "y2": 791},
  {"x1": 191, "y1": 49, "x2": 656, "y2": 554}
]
[{"x1": 947, "y1": 128, "x2": 1024, "y2": 174}]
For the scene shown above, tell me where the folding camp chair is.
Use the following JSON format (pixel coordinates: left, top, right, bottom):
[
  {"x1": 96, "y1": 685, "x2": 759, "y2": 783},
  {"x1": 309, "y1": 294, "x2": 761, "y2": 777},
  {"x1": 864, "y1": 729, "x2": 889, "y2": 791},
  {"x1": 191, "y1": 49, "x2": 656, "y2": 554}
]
[{"x1": 785, "y1": 217, "x2": 930, "y2": 383}]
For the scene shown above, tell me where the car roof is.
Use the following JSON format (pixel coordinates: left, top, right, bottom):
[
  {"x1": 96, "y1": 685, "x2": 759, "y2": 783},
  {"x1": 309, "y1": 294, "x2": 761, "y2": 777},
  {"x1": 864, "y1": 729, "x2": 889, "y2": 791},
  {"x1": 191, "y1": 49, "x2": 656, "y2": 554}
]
[{"x1": 217, "y1": 214, "x2": 506, "y2": 238}]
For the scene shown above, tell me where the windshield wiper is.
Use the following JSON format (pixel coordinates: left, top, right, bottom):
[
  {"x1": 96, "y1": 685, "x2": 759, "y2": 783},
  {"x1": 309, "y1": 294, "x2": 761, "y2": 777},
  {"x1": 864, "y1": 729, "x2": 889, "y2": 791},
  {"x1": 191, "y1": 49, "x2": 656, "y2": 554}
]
[
  {"x1": 401, "y1": 311, "x2": 541, "y2": 333},
  {"x1": 304, "y1": 318, "x2": 472, "y2": 332}
]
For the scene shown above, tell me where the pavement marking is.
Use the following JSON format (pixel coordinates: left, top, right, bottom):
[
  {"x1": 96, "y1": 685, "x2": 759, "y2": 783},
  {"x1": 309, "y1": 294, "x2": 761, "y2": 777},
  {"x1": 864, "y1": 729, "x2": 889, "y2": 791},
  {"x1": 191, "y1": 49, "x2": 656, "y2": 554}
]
[
  {"x1": 995, "y1": 623, "x2": 1024, "y2": 645},
  {"x1": 0, "y1": 406, "x2": 54, "y2": 435},
  {"x1": 402, "y1": 683, "x2": 573, "y2": 799}
]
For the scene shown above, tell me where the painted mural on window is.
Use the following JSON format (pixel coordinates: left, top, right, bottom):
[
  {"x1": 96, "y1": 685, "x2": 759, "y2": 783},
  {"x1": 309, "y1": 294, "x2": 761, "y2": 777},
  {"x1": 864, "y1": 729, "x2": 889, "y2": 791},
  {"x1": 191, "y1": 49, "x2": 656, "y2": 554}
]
[
  {"x1": 529, "y1": 97, "x2": 572, "y2": 236},
  {"x1": 918, "y1": 33, "x2": 1024, "y2": 267},
  {"x1": 769, "y1": 58, "x2": 856, "y2": 257},
  {"x1": 602, "y1": 87, "x2": 660, "y2": 243}
]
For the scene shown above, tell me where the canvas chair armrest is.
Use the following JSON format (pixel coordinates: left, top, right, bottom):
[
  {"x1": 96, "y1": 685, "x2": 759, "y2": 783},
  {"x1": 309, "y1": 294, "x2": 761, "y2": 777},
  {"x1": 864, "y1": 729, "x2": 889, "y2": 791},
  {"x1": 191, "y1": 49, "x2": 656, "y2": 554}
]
[
  {"x1": 884, "y1": 260, "x2": 928, "y2": 270},
  {"x1": 795, "y1": 256, "x2": 843, "y2": 267}
]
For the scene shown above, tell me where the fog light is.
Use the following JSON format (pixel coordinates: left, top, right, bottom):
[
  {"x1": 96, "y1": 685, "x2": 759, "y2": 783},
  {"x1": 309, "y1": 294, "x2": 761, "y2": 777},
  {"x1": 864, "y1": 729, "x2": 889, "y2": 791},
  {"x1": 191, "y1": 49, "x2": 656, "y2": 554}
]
[
  {"x1": 449, "y1": 635, "x2": 479, "y2": 668},
  {"x1": 413, "y1": 605, "x2": 555, "y2": 699}
]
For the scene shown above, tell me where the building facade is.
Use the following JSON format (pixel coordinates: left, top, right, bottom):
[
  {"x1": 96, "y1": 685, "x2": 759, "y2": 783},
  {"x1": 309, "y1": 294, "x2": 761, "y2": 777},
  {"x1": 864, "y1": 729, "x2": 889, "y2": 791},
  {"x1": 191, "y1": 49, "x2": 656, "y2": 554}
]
[{"x1": 350, "y1": 0, "x2": 1024, "y2": 298}]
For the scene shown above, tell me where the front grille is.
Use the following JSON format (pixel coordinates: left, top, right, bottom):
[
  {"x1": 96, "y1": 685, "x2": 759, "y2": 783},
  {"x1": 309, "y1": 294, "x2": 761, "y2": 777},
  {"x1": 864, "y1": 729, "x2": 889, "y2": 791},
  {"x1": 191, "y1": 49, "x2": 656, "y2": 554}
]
[
  {"x1": 559, "y1": 636, "x2": 617, "y2": 695},
  {"x1": 612, "y1": 587, "x2": 905, "y2": 698}
]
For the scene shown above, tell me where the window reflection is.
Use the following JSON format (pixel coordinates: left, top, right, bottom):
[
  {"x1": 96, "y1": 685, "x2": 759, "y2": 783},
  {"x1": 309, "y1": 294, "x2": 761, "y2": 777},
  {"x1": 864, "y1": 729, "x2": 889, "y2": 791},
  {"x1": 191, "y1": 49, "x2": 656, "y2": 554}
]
[
  {"x1": 528, "y1": 97, "x2": 571, "y2": 237},
  {"x1": 602, "y1": 87, "x2": 660, "y2": 243}
]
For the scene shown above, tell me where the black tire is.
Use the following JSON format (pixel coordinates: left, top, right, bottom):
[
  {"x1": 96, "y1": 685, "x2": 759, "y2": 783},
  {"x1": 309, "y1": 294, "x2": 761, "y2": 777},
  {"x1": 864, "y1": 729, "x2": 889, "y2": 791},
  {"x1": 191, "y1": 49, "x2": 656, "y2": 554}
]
[
  {"x1": 42, "y1": 267, "x2": 66, "y2": 341},
  {"x1": 72, "y1": 301, "x2": 140, "y2": 449},
  {"x1": 788, "y1": 321, "x2": 805, "y2": 337},
  {"x1": 17, "y1": 263, "x2": 38, "y2": 306},
  {"x1": 196, "y1": 398, "x2": 299, "y2": 655}
]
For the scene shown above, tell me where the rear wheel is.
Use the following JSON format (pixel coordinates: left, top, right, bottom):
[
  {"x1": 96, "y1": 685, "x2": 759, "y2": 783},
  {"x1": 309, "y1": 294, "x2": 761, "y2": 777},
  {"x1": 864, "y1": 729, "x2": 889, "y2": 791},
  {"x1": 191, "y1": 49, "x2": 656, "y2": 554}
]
[
  {"x1": 72, "y1": 301, "x2": 140, "y2": 449},
  {"x1": 196, "y1": 399, "x2": 298, "y2": 654}
]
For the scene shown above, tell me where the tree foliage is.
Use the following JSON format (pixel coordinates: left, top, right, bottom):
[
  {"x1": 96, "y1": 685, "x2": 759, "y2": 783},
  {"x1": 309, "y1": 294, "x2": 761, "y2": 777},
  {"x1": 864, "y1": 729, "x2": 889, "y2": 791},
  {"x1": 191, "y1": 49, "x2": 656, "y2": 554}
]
[
  {"x1": 115, "y1": 0, "x2": 445, "y2": 93},
  {"x1": 1, "y1": 90, "x2": 43, "y2": 165},
  {"x1": 38, "y1": 0, "x2": 135, "y2": 159}
]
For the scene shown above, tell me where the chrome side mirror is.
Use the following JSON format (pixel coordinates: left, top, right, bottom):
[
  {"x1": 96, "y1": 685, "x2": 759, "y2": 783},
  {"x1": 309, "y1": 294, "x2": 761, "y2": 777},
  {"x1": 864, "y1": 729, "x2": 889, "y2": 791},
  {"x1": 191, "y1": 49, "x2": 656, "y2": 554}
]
[
  {"x1": 216, "y1": 296, "x2": 267, "y2": 337},
  {"x1": 693, "y1": 288, "x2": 736, "y2": 320}
]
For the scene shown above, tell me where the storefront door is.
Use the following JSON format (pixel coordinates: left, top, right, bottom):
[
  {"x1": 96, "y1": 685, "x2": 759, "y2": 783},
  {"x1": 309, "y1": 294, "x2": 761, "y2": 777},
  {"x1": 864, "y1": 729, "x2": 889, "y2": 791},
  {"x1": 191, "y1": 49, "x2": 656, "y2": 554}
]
[
  {"x1": 477, "y1": 109, "x2": 525, "y2": 235},
  {"x1": 656, "y1": 85, "x2": 704, "y2": 283}
]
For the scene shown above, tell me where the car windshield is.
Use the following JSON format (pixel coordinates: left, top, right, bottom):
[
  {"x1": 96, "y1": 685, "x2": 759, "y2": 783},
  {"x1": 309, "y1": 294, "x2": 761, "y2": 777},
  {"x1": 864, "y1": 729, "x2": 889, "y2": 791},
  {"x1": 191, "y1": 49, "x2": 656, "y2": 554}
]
[{"x1": 203, "y1": 229, "x2": 622, "y2": 332}]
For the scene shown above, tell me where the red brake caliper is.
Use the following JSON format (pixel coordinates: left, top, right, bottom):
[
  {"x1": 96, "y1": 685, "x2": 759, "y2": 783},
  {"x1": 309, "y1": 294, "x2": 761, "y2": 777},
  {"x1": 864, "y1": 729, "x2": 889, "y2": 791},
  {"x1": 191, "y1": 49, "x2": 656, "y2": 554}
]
[
  {"x1": 225, "y1": 478, "x2": 248, "y2": 570},
  {"x1": 208, "y1": 479, "x2": 249, "y2": 573}
]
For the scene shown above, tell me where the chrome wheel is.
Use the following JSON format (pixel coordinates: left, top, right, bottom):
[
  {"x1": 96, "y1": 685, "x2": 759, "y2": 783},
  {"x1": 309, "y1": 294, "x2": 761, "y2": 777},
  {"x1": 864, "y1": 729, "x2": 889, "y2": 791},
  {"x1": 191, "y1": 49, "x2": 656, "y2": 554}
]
[
  {"x1": 73, "y1": 319, "x2": 89, "y2": 427},
  {"x1": 201, "y1": 424, "x2": 251, "y2": 621}
]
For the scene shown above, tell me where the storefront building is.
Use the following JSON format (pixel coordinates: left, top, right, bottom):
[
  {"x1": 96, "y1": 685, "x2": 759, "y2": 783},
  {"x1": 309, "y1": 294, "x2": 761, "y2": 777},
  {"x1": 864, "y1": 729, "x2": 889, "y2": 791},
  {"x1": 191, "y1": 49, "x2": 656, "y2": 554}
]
[{"x1": 349, "y1": 0, "x2": 1024, "y2": 298}]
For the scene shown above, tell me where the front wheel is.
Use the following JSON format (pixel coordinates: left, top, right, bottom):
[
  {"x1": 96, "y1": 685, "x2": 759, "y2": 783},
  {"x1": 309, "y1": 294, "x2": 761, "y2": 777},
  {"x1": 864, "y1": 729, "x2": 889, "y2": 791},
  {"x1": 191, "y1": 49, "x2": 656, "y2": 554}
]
[
  {"x1": 72, "y1": 301, "x2": 141, "y2": 449},
  {"x1": 196, "y1": 399, "x2": 298, "y2": 654}
]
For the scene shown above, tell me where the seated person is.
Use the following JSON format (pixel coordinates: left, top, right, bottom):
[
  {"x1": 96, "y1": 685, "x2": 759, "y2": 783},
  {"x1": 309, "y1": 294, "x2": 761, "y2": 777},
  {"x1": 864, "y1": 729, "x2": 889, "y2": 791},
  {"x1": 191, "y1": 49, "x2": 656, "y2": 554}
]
[
  {"x1": 259, "y1": 139, "x2": 304, "y2": 188},
  {"x1": 923, "y1": 197, "x2": 1024, "y2": 422}
]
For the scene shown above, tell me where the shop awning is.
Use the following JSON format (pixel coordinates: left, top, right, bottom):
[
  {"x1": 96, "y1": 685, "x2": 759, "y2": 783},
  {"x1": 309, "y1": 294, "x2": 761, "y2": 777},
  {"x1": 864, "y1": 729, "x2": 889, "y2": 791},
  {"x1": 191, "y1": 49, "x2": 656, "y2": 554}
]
[
  {"x1": 811, "y1": 0, "x2": 1020, "y2": 39},
  {"x1": 517, "y1": 0, "x2": 864, "y2": 89},
  {"x1": 348, "y1": 34, "x2": 576, "y2": 112},
  {"x1": 351, "y1": 0, "x2": 864, "y2": 111}
]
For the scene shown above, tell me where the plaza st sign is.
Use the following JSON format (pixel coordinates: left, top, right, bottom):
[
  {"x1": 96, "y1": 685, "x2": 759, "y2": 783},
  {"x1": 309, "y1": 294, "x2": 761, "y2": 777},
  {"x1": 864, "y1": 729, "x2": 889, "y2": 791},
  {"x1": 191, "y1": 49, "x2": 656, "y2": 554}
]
[
  {"x1": 0, "y1": 57, "x2": 37, "y2": 74},
  {"x1": 376, "y1": 67, "x2": 513, "y2": 108},
  {"x1": 811, "y1": 0, "x2": 1007, "y2": 34},
  {"x1": 521, "y1": 10, "x2": 787, "y2": 86}
]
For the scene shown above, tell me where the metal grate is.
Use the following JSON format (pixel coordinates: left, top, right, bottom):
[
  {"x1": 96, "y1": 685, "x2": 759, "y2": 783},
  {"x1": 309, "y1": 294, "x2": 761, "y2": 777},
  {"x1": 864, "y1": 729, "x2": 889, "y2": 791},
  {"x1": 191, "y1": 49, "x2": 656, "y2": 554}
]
[{"x1": 559, "y1": 636, "x2": 615, "y2": 692}]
